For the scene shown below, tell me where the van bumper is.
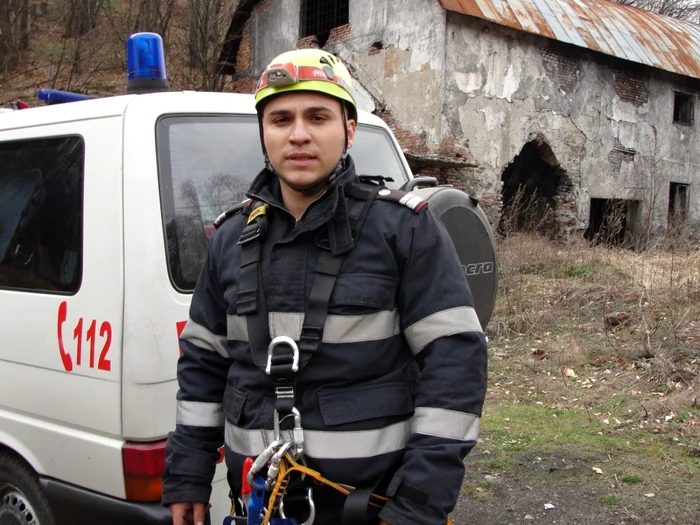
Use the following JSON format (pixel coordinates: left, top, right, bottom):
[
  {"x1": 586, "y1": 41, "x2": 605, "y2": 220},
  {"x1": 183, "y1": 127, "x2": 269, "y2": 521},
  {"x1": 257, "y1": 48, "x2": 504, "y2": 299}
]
[{"x1": 40, "y1": 477, "x2": 171, "y2": 525}]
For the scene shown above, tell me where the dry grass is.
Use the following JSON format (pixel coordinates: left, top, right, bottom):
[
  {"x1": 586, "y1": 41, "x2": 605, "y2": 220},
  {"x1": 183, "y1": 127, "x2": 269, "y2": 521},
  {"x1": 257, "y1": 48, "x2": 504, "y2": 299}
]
[{"x1": 488, "y1": 231, "x2": 700, "y2": 439}]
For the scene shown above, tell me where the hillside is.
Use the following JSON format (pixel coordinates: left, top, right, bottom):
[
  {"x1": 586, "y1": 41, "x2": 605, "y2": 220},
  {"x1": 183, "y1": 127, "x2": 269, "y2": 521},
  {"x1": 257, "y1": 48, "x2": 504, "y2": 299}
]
[{"x1": 0, "y1": 0, "x2": 228, "y2": 107}]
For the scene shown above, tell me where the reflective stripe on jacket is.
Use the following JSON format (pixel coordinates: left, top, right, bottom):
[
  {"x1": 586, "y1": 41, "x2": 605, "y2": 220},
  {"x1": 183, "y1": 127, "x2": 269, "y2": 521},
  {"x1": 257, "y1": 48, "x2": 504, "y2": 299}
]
[{"x1": 162, "y1": 157, "x2": 488, "y2": 525}]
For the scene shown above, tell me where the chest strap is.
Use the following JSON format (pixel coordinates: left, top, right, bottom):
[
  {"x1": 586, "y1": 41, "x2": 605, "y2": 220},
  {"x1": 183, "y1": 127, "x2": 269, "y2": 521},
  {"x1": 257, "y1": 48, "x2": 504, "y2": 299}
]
[{"x1": 239, "y1": 183, "x2": 381, "y2": 376}]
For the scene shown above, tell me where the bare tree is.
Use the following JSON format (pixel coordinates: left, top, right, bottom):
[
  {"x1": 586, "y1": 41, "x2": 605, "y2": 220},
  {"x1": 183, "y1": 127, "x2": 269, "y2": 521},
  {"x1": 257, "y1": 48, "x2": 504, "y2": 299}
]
[
  {"x1": 0, "y1": 0, "x2": 30, "y2": 71},
  {"x1": 132, "y1": 0, "x2": 176, "y2": 35},
  {"x1": 64, "y1": 0, "x2": 105, "y2": 37},
  {"x1": 171, "y1": 0, "x2": 235, "y2": 90},
  {"x1": 614, "y1": 0, "x2": 700, "y2": 24}
]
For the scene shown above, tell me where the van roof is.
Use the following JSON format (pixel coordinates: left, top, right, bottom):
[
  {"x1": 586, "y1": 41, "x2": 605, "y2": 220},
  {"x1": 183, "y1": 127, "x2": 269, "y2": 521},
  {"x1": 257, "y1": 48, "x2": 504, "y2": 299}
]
[{"x1": 0, "y1": 91, "x2": 389, "y2": 131}]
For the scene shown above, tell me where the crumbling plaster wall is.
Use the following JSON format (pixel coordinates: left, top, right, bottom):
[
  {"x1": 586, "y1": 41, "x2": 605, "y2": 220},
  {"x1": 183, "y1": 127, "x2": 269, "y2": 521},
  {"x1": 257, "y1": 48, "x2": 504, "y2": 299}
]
[
  {"x1": 233, "y1": 2, "x2": 699, "y2": 234},
  {"x1": 332, "y1": 0, "x2": 449, "y2": 151},
  {"x1": 444, "y1": 13, "x2": 700, "y2": 233}
]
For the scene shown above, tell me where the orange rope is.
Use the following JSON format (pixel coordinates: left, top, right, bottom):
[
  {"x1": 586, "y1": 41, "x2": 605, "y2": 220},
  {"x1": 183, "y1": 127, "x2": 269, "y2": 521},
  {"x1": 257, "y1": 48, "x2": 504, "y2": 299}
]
[{"x1": 261, "y1": 453, "x2": 452, "y2": 525}]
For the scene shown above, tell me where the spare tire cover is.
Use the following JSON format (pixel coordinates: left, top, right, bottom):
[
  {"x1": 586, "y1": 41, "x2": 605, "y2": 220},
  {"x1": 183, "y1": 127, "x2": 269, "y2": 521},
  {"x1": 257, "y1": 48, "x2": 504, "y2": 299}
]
[{"x1": 410, "y1": 186, "x2": 498, "y2": 329}]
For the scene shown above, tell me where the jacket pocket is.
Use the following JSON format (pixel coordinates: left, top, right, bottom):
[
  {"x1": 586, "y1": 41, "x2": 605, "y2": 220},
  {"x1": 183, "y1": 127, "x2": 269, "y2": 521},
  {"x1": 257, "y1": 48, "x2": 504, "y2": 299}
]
[
  {"x1": 223, "y1": 383, "x2": 248, "y2": 425},
  {"x1": 318, "y1": 382, "x2": 413, "y2": 427},
  {"x1": 329, "y1": 273, "x2": 398, "y2": 311}
]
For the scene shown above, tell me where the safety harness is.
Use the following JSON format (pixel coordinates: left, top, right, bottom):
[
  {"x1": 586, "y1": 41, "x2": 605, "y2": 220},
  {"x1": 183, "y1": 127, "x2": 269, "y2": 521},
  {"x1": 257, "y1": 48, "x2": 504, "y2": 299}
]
[{"x1": 217, "y1": 179, "x2": 429, "y2": 525}]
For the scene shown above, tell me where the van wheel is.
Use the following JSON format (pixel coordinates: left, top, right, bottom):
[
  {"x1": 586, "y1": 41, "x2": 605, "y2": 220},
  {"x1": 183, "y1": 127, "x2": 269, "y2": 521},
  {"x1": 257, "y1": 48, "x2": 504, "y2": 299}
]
[{"x1": 0, "y1": 452, "x2": 55, "y2": 525}]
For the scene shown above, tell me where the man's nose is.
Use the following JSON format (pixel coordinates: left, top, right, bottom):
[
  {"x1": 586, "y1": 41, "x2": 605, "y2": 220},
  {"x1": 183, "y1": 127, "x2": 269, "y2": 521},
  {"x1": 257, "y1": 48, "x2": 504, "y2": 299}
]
[{"x1": 289, "y1": 118, "x2": 311, "y2": 144}]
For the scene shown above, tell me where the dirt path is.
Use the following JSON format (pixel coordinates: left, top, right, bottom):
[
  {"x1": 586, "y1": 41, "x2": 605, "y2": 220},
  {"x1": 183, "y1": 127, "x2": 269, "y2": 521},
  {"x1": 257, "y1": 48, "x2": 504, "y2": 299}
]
[
  {"x1": 451, "y1": 446, "x2": 699, "y2": 525},
  {"x1": 453, "y1": 449, "x2": 622, "y2": 524}
]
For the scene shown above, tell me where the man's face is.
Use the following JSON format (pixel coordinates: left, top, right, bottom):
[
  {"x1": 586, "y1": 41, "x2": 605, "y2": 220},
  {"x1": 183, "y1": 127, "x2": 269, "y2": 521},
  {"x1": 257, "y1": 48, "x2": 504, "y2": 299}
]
[{"x1": 262, "y1": 91, "x2": 356, "y2": 194}]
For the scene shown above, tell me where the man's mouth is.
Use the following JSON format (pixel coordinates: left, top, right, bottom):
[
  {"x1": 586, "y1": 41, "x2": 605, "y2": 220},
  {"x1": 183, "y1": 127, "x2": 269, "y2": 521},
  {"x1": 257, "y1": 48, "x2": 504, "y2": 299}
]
[{"x1": 287, "y1": 153, "x2": 316, "y2": 161}]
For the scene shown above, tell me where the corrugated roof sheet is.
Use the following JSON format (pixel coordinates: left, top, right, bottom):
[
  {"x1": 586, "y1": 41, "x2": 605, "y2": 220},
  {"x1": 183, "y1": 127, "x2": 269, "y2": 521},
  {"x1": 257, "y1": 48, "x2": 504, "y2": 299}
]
[{"x1": 438, "y1": 0, "x2": 700, "y2": 80}]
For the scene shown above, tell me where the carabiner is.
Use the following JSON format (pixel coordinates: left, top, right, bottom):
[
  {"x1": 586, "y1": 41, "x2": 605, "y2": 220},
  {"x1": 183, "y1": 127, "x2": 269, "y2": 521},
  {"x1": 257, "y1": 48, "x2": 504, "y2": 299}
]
[
  {"x1": 265, "y1": 440, "x2": 294, "y2": 490},
  {"x1": 279, "y1": 487, "x2": 316, "y2": 525},
  {"x1": 273, "y1": 407, "x2": 303, "y2": 453},
  {"x1": 246, "y1": 438, "x2": 286, "y2": 490}
]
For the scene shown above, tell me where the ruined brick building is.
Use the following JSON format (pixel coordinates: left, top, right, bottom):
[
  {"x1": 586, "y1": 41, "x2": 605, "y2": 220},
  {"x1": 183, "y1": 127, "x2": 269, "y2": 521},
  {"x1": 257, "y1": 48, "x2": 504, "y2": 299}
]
[{"x1": 218, "y1": 0, "x2": 700, "y2": 241}]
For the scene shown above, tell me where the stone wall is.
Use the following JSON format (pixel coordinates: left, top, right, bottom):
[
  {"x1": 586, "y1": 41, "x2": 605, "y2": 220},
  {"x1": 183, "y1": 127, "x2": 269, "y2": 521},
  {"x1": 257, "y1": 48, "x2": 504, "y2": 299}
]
[{"x1": 443, "y1": 13, "x2": 700, "y2": 235}]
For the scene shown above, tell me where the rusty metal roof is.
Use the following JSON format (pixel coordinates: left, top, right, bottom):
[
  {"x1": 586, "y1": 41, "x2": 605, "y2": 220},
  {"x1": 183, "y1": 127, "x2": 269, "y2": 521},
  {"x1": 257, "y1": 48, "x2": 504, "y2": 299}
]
[{"x1": 439, "y1": 0, "x2": 700, "y2": 80}]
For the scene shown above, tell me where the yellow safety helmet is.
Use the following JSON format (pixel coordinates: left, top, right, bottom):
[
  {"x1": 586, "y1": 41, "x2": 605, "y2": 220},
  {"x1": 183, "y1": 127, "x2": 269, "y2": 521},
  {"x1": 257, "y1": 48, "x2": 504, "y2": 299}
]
[{"x1": 254, "y1": 49, "x2": 358, "y2": 121}]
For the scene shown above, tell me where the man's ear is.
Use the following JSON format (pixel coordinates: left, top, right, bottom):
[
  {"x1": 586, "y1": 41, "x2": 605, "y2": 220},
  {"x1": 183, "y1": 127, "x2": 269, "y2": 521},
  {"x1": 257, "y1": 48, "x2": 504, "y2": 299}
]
[{"x1": 346, "y1": 118, "x2": 357, "y2": 149}]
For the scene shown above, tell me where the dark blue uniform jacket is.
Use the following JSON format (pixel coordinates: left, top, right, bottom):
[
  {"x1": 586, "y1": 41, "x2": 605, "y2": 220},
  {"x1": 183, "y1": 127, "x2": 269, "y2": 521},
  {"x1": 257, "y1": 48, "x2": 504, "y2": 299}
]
[{"x1": 162, "y1": 157, "x2": 488, "y2": 525}]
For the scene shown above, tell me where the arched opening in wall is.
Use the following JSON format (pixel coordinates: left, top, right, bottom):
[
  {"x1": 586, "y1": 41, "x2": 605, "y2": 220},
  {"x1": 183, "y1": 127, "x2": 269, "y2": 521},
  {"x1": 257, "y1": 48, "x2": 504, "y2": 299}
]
[{"x1": 499, "y1": 137, "x2": 569, "y2": 237}]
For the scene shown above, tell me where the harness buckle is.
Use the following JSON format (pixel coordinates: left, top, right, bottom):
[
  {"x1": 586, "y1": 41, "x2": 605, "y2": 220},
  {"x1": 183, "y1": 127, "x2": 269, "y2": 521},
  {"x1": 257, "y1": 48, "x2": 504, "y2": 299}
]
[
  {"x1": 298, "y1": 325, "x2": 323, "y2": 353},
  {"x1": 275, "y1": 385, "x2": 294, "y2": 400},
  {"x1": 237, "y1": 224, "x2": 262, "y2": 245},
  {"x1": 265, "y1": 336, "x2": 299, "y2": 375}
]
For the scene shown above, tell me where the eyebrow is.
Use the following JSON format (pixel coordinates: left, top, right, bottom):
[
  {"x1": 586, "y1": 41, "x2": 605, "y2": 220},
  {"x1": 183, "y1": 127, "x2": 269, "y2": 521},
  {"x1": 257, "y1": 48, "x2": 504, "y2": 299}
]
[
  {"x1": 305, "y1": 106, "x2": 334, "y2": 113},
  {"x1": 266, "y1": 106, "x2": 334, "y2": 118}
]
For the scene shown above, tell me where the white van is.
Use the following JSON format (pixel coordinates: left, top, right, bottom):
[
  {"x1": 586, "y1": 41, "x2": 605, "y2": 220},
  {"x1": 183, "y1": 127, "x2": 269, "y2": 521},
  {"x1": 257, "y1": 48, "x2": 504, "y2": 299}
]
[{"x1": 0, "y1": 90, "x2": 414, "y2": 525}]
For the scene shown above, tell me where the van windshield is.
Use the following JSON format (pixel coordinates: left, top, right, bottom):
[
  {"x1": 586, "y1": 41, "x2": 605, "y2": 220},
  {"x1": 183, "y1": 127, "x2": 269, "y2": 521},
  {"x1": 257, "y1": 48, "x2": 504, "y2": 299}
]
[{"x1": 157, "y1": 115, "x2": 410, "y2": 292}]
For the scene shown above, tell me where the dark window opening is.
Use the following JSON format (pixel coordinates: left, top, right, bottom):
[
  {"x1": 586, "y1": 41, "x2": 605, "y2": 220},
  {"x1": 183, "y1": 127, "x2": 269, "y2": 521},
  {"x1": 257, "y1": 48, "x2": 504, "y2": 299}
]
[
  {"x1": 668, "y1": 182, "x2": 689, "y2": 227},
  {"x1": 499, "y1": 138, "x2": 570, "y2": 237},
  {"x1": 0, "y1": 136, "x2": 84, "y2": 293},
  {"x1": 302, "y1": 0, "x2": 349, "y2": 46},
  {"x1": 673, "y1": 92, "x2": 694, "y2": 125},
  {"x1": 585, "y1": 198, "x2": 639, "y2": 246}
]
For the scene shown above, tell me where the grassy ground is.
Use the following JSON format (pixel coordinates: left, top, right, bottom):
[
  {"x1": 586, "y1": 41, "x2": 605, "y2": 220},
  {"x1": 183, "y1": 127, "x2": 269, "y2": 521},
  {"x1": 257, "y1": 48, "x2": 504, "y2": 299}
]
[{"x1": 454, "y1": 233, "x2": 700, "y2": 524}]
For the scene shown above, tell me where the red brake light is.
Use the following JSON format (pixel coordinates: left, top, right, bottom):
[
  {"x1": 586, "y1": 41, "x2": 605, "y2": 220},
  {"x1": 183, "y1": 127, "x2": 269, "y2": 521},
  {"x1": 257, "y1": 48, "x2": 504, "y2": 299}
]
[{"x1": 122, "y1": 440, "x2": 166, "y2": 501}]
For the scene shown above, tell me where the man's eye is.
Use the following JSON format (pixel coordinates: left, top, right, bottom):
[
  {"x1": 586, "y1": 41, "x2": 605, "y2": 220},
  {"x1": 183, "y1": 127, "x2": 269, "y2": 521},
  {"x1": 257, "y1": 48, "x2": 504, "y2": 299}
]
[
  {"x1": 311, "y1": 115, "x2": 327, "y2": 122},
  {"x1": 273, "y1": 117, "x2": 289, "y2": 124}
]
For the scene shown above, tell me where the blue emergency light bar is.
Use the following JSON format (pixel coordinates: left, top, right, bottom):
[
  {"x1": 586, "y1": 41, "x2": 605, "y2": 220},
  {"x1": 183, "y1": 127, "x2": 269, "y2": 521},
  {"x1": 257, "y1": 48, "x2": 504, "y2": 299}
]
[
  {"x1": 37, "y1": 89, "x2": 90, "y2": 104},
  {"x1": 126, "y1": 32, "x2": 170, "y2": 95},
  {"x1": 34, "y1": 32, "x2": 170, "y2": 105}
]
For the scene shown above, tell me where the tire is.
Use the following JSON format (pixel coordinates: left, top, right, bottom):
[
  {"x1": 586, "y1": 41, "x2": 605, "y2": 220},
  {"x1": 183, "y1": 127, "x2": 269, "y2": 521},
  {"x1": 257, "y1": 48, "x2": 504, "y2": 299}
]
[{"x1": 0, "y1": 451, "x2": 55, "y2": 525}]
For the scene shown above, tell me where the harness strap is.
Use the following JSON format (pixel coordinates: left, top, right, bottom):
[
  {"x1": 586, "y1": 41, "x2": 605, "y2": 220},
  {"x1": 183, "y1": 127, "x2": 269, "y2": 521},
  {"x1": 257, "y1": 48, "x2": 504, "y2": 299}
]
[
  {"x1": 237, "y1": 201, "x2": 268, "y2": 315},
  {"x1": 295, "y1": 184, "x2": 381, "y2": 369},
  {"x1": 238, "y1": 202, "x2": 272, "y2": 371},
  {"x1": 342, "y1": 476, "x2": 382, "y2": 525},
  {"x1": 297, "y1": 250, "x2": 343, "y2": 368}
]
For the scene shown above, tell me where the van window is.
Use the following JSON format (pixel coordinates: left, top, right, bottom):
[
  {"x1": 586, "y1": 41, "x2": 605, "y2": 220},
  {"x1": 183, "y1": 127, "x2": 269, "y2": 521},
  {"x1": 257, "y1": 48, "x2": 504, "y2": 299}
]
[
  {"x1": 157, "y1": 115, "x2": 409, "y2": 292},
  {"x1": 0, "y1": 136, "x2": 84, "y2": 293}
]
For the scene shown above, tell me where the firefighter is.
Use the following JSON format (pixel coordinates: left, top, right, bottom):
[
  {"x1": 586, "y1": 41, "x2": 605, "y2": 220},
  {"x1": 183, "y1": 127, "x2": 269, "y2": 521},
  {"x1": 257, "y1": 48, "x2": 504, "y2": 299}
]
[{"x1": 162, "y1": 48, "x2": 487, "y2": 525}]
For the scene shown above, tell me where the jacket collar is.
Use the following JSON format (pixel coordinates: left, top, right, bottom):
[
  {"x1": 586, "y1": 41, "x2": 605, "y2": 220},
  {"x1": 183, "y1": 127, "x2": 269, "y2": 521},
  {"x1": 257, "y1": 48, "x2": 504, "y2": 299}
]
[{"x1": 246, "y1": 156, "x2": 358, "y2": 255}]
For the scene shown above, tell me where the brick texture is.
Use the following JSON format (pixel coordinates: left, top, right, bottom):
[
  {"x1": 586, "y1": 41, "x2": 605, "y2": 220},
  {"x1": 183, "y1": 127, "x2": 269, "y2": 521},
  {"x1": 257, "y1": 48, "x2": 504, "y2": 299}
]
[
  {"x1": 541, "y1": 48, "x2": 579, "y2": 93},
  {"x1": 327, "y1": 23, "x2": 351, "y2": 43},
  {"x1": 231, "y1": 77, "x2": 254, "y2": 94},
  {"x1": 608, "y1": 137, "x2": 636, "y2": 173},
  {"x1": 235, "y1": 19, "x2": 252, "y2": 72},
  {"x1": 613, "y1": 68, "x2": 649, "y2": 107},
  {"x1": 296, "y1": 35, "x2": 320, "y2": 49},
  {"x1": 373, "y1": 106, "x2": 429, "y2": 153}
]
